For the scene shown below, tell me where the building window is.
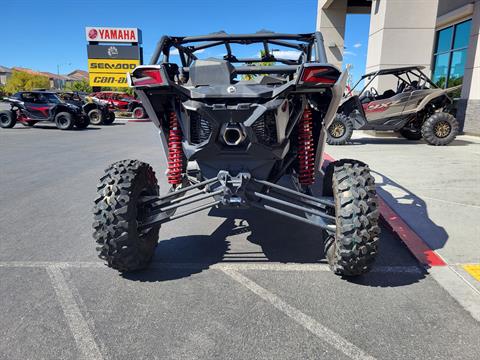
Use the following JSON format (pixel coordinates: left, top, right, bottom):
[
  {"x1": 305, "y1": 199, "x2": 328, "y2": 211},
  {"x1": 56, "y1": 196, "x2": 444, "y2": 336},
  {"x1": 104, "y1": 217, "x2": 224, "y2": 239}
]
[{"x1": 432, "y1": 19, "x2": 472, "y2": 88}]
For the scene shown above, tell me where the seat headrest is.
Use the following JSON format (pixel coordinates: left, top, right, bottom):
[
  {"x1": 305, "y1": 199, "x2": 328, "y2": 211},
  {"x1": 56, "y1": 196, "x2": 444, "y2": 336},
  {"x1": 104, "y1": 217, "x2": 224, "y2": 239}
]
[{"x1": 189, "y1": 58, "x2": 234, "y2": 86}]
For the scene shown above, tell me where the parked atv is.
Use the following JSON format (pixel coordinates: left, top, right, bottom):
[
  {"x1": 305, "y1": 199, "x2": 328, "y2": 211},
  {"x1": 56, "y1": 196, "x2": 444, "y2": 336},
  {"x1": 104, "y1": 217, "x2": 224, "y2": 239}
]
[
  {"x1": 89, "y1": 91, "x2": 146, "y2": 119},
  {"x1": 0, "y1": 91, "x2": 89, "y2": 130},
  {"x1": 57, "y1": 91, "x2": 115, "y2": 125},
  {"x1": 327, "y1": 66, "x2": 460, "y2": 146},
  {"x1": 92, "y1": 32, "x2": 380, "y2": 277}
]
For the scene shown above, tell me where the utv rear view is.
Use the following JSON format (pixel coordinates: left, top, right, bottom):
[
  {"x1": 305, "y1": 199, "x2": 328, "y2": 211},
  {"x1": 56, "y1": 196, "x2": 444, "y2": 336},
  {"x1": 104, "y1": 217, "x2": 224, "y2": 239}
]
[{"x1": 92, "y1": 32, "x2": 380, "y2": 277}]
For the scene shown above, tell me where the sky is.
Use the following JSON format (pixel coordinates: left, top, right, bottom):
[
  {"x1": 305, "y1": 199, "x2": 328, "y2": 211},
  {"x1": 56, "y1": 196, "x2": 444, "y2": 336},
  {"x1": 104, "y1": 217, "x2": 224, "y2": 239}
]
[{"x1": 2, "y1": 0, "x2": 370, "y2": 84}]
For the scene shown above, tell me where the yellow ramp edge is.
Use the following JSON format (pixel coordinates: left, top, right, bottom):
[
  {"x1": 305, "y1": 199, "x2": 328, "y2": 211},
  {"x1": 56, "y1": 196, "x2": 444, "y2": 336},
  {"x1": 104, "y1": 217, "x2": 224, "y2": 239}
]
[{"x1": 463, "y1": 264, "x2": 480, "y2": 281}]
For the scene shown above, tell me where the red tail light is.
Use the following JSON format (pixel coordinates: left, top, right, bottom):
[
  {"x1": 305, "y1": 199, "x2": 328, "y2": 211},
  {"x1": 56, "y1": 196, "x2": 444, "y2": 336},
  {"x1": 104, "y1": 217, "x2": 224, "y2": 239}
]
[
  {"x1": 130, "y1": 67, "x2": 167, "y2": 87},
  {"x1": 300, "y1": 65, "x2": 340, "y2": 85}
]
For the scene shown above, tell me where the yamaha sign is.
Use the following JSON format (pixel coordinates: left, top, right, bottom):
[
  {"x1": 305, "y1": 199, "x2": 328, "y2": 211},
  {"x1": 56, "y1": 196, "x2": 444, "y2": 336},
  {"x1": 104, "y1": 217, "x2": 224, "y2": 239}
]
[{"x1": 85, "y1": 27, "x2": 141, "y2": 43}]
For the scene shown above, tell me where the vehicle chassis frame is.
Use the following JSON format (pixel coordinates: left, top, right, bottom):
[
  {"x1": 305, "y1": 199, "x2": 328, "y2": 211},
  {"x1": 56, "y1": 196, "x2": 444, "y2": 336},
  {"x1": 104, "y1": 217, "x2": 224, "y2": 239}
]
[{"x1": 138, "y1": 172, "x2": 336, "y2": 234}]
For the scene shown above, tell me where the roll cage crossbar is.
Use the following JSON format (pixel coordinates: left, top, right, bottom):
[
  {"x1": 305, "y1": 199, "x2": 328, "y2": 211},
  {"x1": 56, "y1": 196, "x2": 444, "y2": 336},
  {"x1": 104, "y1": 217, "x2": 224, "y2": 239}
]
[
  {"x1": 149, "y1": 31, "x2": 328, "y2": 68},
  {"x1": 347, "y1": 66, "x2": 439, "y2": 97}
]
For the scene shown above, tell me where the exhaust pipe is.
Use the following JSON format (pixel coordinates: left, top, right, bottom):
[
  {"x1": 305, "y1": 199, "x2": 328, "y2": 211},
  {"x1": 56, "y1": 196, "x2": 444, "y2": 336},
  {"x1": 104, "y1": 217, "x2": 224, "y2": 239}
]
[{"x1": 222, "y1": 123, "x2": 245, "y2": 146}]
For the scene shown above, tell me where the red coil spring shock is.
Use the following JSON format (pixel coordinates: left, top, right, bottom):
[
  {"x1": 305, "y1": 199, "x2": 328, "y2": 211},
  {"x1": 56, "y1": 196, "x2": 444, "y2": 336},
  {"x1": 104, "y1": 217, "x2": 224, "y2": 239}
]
[
  {"x1": 297, "y1": 107, "x2": 315, "y2": 185},
  {"x1": 167, "y1": 111, "x2": 183, "y2": 185}
]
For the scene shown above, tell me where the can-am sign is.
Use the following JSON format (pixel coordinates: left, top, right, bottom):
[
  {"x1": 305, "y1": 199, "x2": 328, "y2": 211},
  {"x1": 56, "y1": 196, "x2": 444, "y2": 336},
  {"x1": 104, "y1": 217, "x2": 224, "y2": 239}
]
[{"x1": 85, "y1": 27, "x2": 140, "y2": 43}]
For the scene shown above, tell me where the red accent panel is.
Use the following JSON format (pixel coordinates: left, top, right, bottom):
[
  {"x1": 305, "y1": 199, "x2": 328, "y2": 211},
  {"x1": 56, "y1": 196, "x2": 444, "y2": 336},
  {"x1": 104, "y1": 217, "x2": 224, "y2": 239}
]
[
  {"x1": 29, "y1": 106, "x2": 50, "y2": 117},
  {"x1": 363, "y1": 101, "x2": 391, "y2": 113}
]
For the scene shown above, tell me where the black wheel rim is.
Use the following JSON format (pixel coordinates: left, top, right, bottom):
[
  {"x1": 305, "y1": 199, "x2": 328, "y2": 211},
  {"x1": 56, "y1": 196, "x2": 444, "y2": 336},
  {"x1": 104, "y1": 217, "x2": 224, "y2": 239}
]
[
  {"x1": 0, "y1": 115, "x2": 9, "y2": 125},
  {"x1": 58, "y1": 116, "x2": 68, "y2": 127}
]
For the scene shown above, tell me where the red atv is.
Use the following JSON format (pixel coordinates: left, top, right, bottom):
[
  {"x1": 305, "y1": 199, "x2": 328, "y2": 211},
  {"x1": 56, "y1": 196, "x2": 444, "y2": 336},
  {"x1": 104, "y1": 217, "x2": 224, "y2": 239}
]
[{"x1": 89, "y1": 91, "x2": 147, "y2": 119}]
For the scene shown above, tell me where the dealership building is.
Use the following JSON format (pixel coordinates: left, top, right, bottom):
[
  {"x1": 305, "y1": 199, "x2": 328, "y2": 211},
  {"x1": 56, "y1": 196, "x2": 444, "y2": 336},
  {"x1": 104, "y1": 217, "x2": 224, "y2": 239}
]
[{"x1": 317, "y1": 0, "x2": 480, "y2": 134}]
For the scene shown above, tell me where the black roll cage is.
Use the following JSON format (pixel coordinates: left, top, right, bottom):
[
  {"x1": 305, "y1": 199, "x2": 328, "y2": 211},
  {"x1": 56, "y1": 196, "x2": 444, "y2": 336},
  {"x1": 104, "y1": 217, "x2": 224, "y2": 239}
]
[
  {"x1": 149, "y1": 31, "x2": 328, "y2": 75},
  {"x1": 347, "y1": 67, "x2": 439, "y2": 98}
]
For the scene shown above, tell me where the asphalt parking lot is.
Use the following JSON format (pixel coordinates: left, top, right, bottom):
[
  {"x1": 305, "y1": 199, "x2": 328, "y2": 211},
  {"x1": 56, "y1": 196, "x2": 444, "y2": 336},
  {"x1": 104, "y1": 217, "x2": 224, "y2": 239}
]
[{"x1": 1, "y1": 122, "x2": 479, "y2": 360}]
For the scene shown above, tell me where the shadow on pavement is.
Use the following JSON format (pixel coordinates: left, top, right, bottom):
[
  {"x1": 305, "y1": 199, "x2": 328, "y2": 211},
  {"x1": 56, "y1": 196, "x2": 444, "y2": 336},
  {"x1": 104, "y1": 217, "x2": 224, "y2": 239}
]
[
  {"x1": 123, "y1": 206, "x2": 426, "y2": 286},
  {"x1": 349, "y1": 137, "x2": 473, "y2": 146},
  {"x1": 11, "y1": 125, "x2": 101, "y2": 131},
  {"x1": 373, "y1": 170, "x2": 449, "y2": 252},
  {"x1": 345, "y1": 270, "x2": 427, "y2": 287}
]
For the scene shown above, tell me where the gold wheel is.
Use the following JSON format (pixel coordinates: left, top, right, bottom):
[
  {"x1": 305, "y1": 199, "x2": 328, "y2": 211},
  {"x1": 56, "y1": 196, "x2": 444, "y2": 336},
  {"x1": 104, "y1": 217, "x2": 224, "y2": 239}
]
[
  {"x1": 330, "y1": 122, "x2": 346, "y2": 138},
  {"x1": 434, "y1": 121, "x2": 451, "y2": 138}
]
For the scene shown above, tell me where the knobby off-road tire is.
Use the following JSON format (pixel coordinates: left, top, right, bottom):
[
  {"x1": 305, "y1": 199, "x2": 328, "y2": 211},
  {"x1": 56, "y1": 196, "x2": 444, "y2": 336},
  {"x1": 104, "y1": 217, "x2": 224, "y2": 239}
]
[
  {"x1": 326, "y1": 114, "x2": 353, "y2": 145},
  {"x1": 399, "y1": 128, "x2": 422, "y2": 140},
  {"x1": 0, "y1": 110, "x2": 16, "y2": 128},
  {"x1": 103, "y1": 111, "x2": 115, "y2": 125},
  {"x1": 75, "y1": 117, "x2": 90, "y2": 129},
  {"x1": 421, "y1": 112, "x2": 459, "y2": 146},
  {"x1": 88, "y1": 109, "x2": 104, "y2": 125},
  {"x1": 93, "y1": 160, "x2": 160, "y2": 272},
  {"x1": 55, "y1": 112, "x2": 74, "y2": 130},
  {"x1": 323, "y1": 159, "x2": 380, "y2": 276}
]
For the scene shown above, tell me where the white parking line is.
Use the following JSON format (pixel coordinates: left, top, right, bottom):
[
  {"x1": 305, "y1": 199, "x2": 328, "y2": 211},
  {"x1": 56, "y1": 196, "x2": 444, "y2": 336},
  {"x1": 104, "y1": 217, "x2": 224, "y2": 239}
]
[
  {"x1": 429, "y1": 266, "x2": 480, "y2": 322},
  {"x1": 221, "y1": 268, "x2": 377, "y2": 360},
  {"x1": 46, "y1": 266, "x2": 104, "y2": 360},
  {"x1": 0, "y1": 261, "x2": 423, "y2": 273}
]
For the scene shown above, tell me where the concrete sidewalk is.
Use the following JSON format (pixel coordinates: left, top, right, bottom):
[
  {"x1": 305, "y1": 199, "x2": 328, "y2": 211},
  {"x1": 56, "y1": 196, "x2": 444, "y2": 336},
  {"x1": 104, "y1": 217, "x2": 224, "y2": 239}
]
[{"x1": 327, "y1": 132, "x2": 480, "y2": 277}]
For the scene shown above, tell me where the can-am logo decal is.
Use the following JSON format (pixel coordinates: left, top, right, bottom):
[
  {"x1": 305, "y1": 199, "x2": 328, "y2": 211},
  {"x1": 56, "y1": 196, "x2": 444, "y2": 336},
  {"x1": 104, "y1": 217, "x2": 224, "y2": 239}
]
[
  {"x1": 227, "y1": 86, "x2": 236, "y2": 94},
  {"x1": 89, "y1": 73, "x2": 129, "y2": 87},
  {"x1": 107, "y1": 46, "x2": 119, "y2": 58}
]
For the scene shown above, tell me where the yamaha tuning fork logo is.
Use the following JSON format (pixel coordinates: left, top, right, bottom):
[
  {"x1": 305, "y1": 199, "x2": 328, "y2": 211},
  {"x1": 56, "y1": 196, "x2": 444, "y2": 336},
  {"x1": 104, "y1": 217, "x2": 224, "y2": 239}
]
[{"x1": 88, "y1": 28, "x2": 98, "y2": 40}]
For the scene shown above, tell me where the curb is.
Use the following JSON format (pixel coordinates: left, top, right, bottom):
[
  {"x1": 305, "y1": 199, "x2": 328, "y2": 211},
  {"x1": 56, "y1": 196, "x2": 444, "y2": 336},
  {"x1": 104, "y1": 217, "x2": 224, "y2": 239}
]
[
  {"x1": 128, "y1": 120, "x2": 152, "y2": 123},
  {"x1": 116, "y1": 118, "x2": 152, "y2": 123},
  {"x1": 323, "y1": 153, "x2": 446, "y2": 267}
]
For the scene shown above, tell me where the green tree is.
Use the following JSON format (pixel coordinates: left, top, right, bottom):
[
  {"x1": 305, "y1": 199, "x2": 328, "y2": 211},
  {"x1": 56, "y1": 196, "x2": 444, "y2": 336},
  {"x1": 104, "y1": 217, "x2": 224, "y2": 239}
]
[
  {"x1": 4, "y1": 70, "x2": 50, "y2": 93},
  {"x1": 65, "y1": 79, "x2": 92, "y2": 93},
  {"x1": 242, "y1": 50, "x2": 275, "y2": 80},
  {"x1": 101, "y1": 86, "x2": 135, "y2": 96}
]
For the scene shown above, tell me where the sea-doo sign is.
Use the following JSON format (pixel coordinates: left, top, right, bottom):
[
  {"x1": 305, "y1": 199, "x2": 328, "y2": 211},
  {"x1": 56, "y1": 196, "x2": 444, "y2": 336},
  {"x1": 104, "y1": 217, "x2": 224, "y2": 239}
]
[
  {"x1": 85, "y1": 27, "x2": 140, "y2": 43},
  {"x1": 88, "y1": 59, "x2": 140, "y2": 74}
]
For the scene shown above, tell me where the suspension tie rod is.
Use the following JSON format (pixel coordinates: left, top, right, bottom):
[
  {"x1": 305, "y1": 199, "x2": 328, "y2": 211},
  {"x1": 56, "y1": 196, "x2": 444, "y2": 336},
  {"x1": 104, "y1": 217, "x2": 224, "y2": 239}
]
[
  {"x1": 251, "y1": 203, "x2": 336, "y2": 232},
  {"x1": 139, "y1": 200, "x2": 221, "y2": 231},
  {"x1": 252, "y1": 191, "x2": 335, "y2": 221},
  {"x1": 158, "y1": 189, "x2": 224, "y2": 213},
  {"x1": 140, "y1": 177, "x2": 219, "y2": 206},
  {"x1": 253, "y1": 179, "x2": 335, "y2": 207}
]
